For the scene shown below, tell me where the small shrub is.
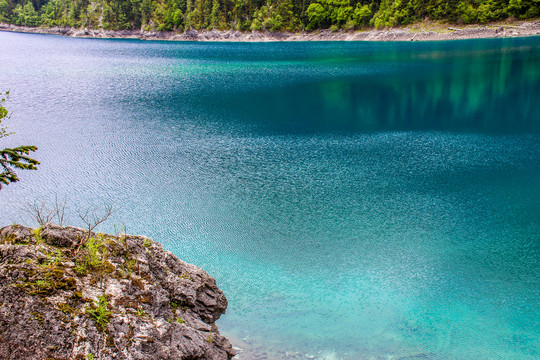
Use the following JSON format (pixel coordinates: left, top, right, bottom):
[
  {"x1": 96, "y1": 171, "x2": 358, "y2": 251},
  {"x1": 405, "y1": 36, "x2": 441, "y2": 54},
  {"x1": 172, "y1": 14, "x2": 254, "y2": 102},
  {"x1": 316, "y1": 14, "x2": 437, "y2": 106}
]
[
  {"x1": 86, "y1": 234, "x2": 106, "y2": 268},
  {"x1": 86, "y1": 294, "x2": 112, "y2": 331},
  {"x1": 46, "y1": 249, "x2": 63, "y2": 266},
  {"x1": 143, "y1": 238, "x2": 152, "y2": 248},
  {"x1": 33, "y1": 227, "x2": 44, "y2": 244},
  {"x1": 74, "y1": 261, "x2": 88, "y2": 275},
  {"x1": 77, "y1": 234, "x2": 109, "y2": 274}
]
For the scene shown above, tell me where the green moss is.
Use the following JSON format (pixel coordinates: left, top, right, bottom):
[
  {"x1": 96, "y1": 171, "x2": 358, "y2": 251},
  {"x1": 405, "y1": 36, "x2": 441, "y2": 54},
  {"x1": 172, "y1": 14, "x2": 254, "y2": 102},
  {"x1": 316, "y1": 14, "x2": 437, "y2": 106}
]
[
  {"x1": 136, "y1": 307, "x2": 149, "y2": 318},
  {"x1": 58, "y1": 302, "x2": 77, "y2": 315},
  {"x1": 139, "y1": 293, "x2": 152, "y2": 304},
  {"x1": 74, "y1": 261, "x2": 88, "y2": 275},
  {"x1": 170, "y1": 300, "x2": 179, "y2": 309},
  {"x1": 46, "y1": 249, "x2": 64, "y2": 266},
  {"x1": 106, "y1": 334, "x2": 115, "y2": 347},
  {"x1": 172, "y1": 298, "x2": 188, "y2": 309},
  {"x1": 102, "y1": 260, "x2": 115, "y2": 274},
  {"x1": 179, "y1": 272, "x2": 193, "y2": 281},
  {"x1": 131, "y1": 276, "x2": 145, "y2": 290},
  {"x1": 71, "y1": 291, "x2": 83, "y2": 301},
  {"x1": 126, "y1": 324, "x2": 135, "y2": 348},
  {"x1": 115, "y1": 257, "x2": 137, "y2": 279},
  {"x1": 17, "y1": 267, "x2": 77, "y2": 296},
  {"x1": 32, "y1": 311, "x2": 44, "y2": 324},
  {"x1": 1, "y1": 231, "x2": 32, "y2": 245},
  {"x1": 2, "y1": 233, "x2": 15, "y2": 244}
]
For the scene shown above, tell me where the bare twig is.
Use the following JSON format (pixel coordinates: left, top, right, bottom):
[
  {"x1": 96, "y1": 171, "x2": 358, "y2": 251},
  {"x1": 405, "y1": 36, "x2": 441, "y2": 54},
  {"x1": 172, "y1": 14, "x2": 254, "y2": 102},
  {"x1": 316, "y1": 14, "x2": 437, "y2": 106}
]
[
  {"x1": 76, "y1": 204, "x2": 114, "y2": 253},
  {"x1": 24, "y1": 196, "x2": 67, "y2": 226},
  {"x1": 54, "y1": 194, "x2": 66, "y2": 225}
]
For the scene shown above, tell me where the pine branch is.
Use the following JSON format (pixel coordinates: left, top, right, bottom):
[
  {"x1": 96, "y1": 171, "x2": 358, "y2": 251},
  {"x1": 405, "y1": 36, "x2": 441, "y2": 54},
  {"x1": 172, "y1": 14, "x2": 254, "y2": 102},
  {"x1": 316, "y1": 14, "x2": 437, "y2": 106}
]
[{"x1": 0, "y1": 145, "x2": 39, "y2": 189}]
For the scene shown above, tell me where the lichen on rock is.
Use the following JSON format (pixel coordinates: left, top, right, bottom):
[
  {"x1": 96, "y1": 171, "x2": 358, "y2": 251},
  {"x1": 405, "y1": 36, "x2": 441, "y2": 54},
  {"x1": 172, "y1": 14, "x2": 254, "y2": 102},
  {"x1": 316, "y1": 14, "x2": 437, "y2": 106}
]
[{"x1": 0, "y1": 224, "x2": 235, "y2": 360}]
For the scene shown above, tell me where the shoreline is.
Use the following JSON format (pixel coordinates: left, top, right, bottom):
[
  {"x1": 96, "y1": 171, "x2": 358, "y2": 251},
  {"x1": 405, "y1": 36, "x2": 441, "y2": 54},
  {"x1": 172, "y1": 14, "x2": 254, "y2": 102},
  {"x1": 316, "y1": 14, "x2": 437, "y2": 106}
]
[{"x1": 1, "y1": 20, "x2": 540, "y2": 42}]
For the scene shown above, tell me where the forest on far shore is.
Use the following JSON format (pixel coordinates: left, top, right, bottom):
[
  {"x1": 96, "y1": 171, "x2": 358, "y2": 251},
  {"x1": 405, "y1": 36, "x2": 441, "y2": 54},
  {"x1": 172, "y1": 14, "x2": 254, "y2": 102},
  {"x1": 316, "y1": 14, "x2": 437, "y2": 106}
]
[{"x1": 0, "y1": 0, "x2": 539, "y2": 33}]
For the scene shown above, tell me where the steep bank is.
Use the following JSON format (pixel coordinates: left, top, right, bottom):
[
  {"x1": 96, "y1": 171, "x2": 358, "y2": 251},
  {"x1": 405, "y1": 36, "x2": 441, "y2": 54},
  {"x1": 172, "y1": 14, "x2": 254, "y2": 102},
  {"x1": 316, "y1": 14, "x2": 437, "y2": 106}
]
[
  {"x1": 1, "y1": 20, "x2": 540, "y2": 41},
  {"x1": 0, "y1": 224, "x2": 235, "y2": 360}
]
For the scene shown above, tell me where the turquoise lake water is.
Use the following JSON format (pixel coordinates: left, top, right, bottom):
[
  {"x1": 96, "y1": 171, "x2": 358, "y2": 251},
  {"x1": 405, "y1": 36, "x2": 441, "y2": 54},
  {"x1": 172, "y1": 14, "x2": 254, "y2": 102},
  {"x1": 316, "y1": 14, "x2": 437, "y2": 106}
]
[{"x1": 0, "y1": 31, "x2": 539, "y2": 359}]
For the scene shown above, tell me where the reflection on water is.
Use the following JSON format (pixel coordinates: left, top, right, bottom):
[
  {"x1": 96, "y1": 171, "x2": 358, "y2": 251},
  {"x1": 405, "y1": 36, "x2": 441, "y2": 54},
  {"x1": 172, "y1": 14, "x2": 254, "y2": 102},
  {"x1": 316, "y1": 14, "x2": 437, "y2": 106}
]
[
  {"x1": 0, "y1": 31, "x2": 539, "y2": 359},
  {"x1": 219, "y1": 42, "x2": 540, "y2": 133}
]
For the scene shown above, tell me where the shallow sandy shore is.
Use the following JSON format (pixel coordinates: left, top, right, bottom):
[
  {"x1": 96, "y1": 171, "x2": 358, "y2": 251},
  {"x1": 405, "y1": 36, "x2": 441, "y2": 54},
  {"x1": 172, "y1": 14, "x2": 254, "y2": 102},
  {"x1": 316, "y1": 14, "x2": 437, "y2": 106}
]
[
  {"x1": 224, "y1": 331, "x2": 436, "y2": 360},
  {"x1": 1, "y1": 20, "x2": 540, "y2": 42}
]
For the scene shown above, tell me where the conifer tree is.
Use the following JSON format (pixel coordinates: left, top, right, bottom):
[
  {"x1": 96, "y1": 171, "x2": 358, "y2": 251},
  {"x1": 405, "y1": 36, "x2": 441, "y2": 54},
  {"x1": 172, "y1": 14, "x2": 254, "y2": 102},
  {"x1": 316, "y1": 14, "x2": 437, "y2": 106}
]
[{"x1": 0, "y1": 92, "x2": 39, "y2": 189}]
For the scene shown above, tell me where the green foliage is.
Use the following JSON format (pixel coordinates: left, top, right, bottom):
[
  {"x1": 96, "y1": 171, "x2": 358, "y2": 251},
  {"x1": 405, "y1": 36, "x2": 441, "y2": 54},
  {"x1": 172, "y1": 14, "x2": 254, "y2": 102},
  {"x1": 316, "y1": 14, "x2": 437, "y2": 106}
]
[
  {"x1": 0, "y1": 91, "x2": 39, "y2": 189},
  {"x1": 354, "y1": 4, "x2": 373, "y2": 27},
  {"x1": 86, "y1": 235, "x2": 106, "y2": 268},
  {"x1": 372, "y1": 0, "x2": 416, "y2": 29},
  {"x1": 12, "y1": 1, "x2": 39, "y2": 27},
  {"x1": 306, "y1": 3, "x2": 328, "y2": 29},
  {"x1": 143, "y1": 237, "x2": 152, "y2": 248},
  {"x1": 46, "y1": 248, "x2": 64, "y2": 266},
  {"x1": 16, "y1": 265, "x2": 77, "y2": 296},
  {"x1": 32, "y1": 311, "x2": 44, "y2": 324},
  {"x1": 33, "y1": 227, "x2": 44, "y2": 244},
  {"x1": 0, "y1": 0, "x2": 539, "y2": 32},
  {"x1": 76, "y1": 234, "x2": 111, "y2": 273},
  {"x1": 251, "y1": 0, "x2": 300, "y2": 32},
  {"x1": 210, "y1": 0, "x2": 221, "y2": 28},
  {"x1": 306, "y1": 0, "x2": 356, "y2": 30},
  {"x1": 75, "y1": 234, "x2": 113, "y2": 275},
  {"x1": 86, "y1": 294, "x2": 112, "y2": 330},
  {"x1": 0, "y1": 0, "x2": 10, "y2": 22}
]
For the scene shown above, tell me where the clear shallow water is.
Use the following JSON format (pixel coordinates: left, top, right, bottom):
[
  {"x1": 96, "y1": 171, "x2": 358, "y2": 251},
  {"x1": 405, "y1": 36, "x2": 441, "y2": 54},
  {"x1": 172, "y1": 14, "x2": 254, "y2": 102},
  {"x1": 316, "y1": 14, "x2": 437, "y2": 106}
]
[{"x1": 0, "y1": 31, "x2": 539, "y2": 359}]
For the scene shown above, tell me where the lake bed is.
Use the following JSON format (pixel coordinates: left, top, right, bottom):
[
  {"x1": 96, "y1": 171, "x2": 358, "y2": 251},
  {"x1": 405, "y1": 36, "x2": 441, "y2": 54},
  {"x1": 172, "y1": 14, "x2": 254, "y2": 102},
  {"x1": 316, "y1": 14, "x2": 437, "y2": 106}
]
[{"x1": 1, "y1": 31, "x2": 539, "y2": 359}]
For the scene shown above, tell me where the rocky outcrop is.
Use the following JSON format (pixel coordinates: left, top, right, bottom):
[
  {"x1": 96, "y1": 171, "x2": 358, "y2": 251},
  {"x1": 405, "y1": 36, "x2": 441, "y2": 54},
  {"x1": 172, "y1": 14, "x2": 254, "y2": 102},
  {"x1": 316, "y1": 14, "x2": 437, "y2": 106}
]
[{"x1": 0, "y1": 224, "x2": 235, "y2": 360}]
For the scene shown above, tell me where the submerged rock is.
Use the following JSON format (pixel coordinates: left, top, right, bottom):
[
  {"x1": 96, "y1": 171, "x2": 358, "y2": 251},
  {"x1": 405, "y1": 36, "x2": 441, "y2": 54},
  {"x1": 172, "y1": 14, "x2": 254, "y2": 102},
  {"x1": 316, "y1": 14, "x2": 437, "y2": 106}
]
[{"x1": 0, "y1": 224, "x2": 235, "y2": 360}]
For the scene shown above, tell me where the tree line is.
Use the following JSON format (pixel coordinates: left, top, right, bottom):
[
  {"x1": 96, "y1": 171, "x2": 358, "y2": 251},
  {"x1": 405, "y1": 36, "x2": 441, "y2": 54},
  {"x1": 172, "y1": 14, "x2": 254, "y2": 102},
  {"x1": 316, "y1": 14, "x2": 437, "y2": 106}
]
[{"x1": 0, "y1": 0, "x2": 538, "y2": 32}]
